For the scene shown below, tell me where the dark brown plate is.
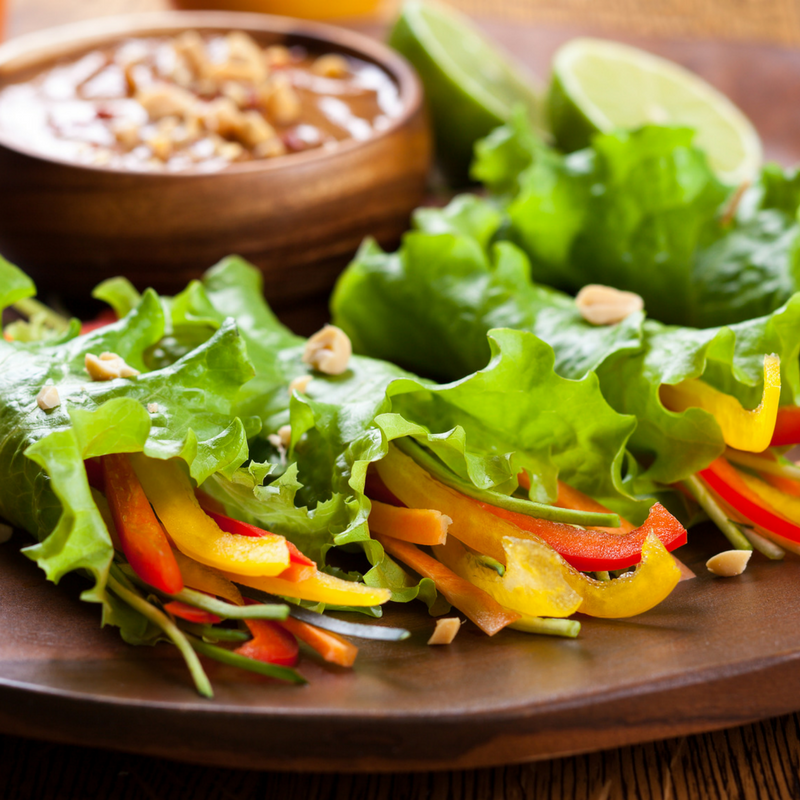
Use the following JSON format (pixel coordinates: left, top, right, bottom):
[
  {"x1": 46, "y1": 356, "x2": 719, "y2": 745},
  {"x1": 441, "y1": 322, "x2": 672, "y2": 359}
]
[
  {"x1": 3, "y1": 23, "x2": 800, "y2": 775},
  {"x1": 3, "y1": 523, "x2": 800, "y2": 772}
]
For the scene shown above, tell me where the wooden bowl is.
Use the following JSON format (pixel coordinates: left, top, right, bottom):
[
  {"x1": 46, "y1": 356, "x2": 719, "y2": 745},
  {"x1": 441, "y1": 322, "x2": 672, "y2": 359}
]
[{"x1": 0, "y1": 11, "x2": 430, "y2": 306}]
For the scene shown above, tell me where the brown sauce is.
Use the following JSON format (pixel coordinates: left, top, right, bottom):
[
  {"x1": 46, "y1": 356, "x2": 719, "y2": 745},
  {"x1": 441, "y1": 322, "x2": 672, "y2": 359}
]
[{"x1": 0, "y1": 31, "x2": 403, "y2": 172}]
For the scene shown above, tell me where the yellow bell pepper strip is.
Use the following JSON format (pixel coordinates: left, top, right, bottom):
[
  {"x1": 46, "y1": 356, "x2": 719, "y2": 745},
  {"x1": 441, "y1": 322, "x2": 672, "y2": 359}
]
[
  {"x1": 375, "y1": 445, "x2": 538, "y2": 563},
  {"x1": 368, "y1": 499, "x2": 451, "y2": 546},
  {"x1": 225, "y1": 569, "x2": 392, "y2": 607},
  {"x1": 278, "y1": 617, "x2": 358, "y2": 668},
  {"x1": 171, "y1": 548, "x2": 244, "y2": 606},
  {"x1": 659, "y1": 354, "x2": 781, "y2": 452},
  {"x1": 130, "y1": 455, "x2": 291, "y2": 577},
  {"x1": 434, "y1": 534, "x2": 582, "y2": 619},
  {"x1": 698, "y1": 457, "x2": 800, "y2": 544},
  {"x1": 560, "y1": 535, "x2": 681, "y2": 618},
  {"x1": 376, "y1": 533, "x2": 520, "y2": 635}
]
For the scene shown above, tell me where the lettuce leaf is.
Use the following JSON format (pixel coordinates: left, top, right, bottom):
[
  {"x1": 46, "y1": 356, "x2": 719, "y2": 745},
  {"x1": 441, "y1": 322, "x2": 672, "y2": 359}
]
[
  {"x1": 0, "y1": 260, "x2": 255, "y2": 621},
  {"x1": 472, "y1": 111, "x2": 800, "y2": 328},
  {"x1": 332, "y1": 222, "x2": 800, "y2": 485},
  {"x1": 183, "y1": 258, "x2": 645, "y2": 598}
]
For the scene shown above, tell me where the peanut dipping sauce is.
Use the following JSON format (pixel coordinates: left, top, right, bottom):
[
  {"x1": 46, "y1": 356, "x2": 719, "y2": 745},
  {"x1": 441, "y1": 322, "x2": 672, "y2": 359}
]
[{"x1": 0, "y1": 30, "x2": 404, "y2": 172}]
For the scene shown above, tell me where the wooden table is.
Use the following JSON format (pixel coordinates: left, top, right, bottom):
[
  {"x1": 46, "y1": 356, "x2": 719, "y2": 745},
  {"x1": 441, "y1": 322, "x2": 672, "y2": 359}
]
[{"x1": 3, "y1": 1, "x2": 800, "y2": 798}]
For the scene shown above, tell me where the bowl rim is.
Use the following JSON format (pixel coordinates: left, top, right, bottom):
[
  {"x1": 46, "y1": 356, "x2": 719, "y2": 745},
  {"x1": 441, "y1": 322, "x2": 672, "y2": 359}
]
[{"x1": 0, "y1": 10, "x2": 425, "y2": 179}]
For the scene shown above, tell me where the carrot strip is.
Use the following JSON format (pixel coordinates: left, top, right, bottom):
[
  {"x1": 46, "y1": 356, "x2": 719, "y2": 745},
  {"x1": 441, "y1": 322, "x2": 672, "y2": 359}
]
[
  {"x1": 279, "y1": 617, "x2": 358, "y2": 667},
  {"x1": 375, "y1": 534, "x2": 520, "y2": 635},
  {"x1": 369, "y1": 500, "x2": 450, "y2": 546}
]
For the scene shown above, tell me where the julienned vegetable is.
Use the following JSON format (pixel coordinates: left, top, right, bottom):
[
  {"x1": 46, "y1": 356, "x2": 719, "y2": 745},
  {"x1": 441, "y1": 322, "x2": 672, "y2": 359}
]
[{"x1": 0, "y1": 255, "x2": 691, "y2": 695}]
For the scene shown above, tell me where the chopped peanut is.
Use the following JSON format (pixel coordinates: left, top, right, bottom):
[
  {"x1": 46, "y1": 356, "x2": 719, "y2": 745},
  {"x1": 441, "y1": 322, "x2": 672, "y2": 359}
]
[
  {"x1": 36, "y1": 385, "x2": 61, "y2": 411},
  {"x1": 428, "y1": 618, "x2": 462, "y2": 645},
  {"x1": 288, "y1": 375, "x2": 312, "y2": 395},
  {"x1": 175, "y1": 31, "x2": 208, "y2": 78},
  {"x1": 312, "y1": 54, "x2": 350, "y2": 79},
  {"x1": 112, "y1": 120, "x2": 140, "y2": 150},
  {"x1": 253, "y1": 137, "x2": 287, "y2": 159},
  {"x1": 264, "y1": 45, "x2": 292, "y2": 68},
  {"x1": 202, "y1": 97, "x2": 242, "y2": 138},
  {"x1": 137, "y1": 84, "x2": 195, "y2": 120},
  {"x1": 85, "y1": 352, "x2": 140, "y2": 381},
  {"x1": 147, "y1": 402, "x2": 159, "y2": 413},
  {"x1": 706, "y1": 550, "x2": 751, "y2": 577},
  {"x1": 237, "y1": 110, "x2": 276, "y2": 148},
  {"x1": 302, "y1": 325, "x2": 352, "y2": 375},
  {"x1": 263, "y1": 75, "x2": 302, "y2": 126},
  {"x1": 576, "y1": 284, "x2": 644, "y2": 326}
]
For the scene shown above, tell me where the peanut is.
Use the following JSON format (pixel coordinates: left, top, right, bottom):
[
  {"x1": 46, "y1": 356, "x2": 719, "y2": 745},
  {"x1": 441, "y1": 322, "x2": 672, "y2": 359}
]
[
  {"x1": 576, "y1": 284, "x2": 644, "y2": 326},
  {"x1": 302, "y1": 325, "x2": 352, "y2": 375},
  {"x1": 706, "y1": 549, "x2": 751, "y2": 577},
  {"x1": 427, "y1": 618, "x2": 462, "y2": 645}
]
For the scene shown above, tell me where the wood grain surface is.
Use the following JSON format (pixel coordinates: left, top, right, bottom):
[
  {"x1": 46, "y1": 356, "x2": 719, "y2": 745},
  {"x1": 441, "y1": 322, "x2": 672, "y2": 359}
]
[{"x1": 4, "y1": 0, "x2": 800, "y2": 798}]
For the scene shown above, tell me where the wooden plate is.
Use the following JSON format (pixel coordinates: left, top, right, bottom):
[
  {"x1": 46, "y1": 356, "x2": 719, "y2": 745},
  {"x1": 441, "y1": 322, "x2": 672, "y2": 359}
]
[
  {"x1": 2, "y1": 523, "x2": 800, "y2": 772},
  {"x1": 2, "y1": 22, "x2": 800, "y2": 775}
]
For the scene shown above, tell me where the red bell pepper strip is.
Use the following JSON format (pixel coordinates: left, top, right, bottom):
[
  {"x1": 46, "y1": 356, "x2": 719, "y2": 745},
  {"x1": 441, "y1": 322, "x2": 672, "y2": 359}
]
[
  {"x1": 480, "y1": 501, "x2": 686, "y2": 572},
  {"x1": 235, "y1": 618, "x2": 299, "y2": 667},
  {"x1": 698, "y1": 457, "x2": 800, "y2": 544},
  {"x1": 102, "y1": 453, "x2": 184, "y2": 594},
  {"x1": 163, "y1": 600, "x2": 221, "y2": 625},
  {"x1": 200, "y1": 508, "x2": 316, "y2": 582},
  {"x1": 770, "y1": 406, "x2": 800, "y2": 447},
  {"x1": 84, "y1": 457, "x2": 105, "y2": 492},
  {"x1": 365, "y1": 469, "x2": 404, "y2": 507}
]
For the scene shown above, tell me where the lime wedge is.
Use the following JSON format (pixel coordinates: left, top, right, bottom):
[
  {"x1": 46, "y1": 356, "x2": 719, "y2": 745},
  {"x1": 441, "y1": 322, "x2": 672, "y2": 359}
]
[
  {"x1": 549, "y1": 38, "x2": 762, "y2": 185},
  {"x1": 389, "y1": 0, "x2": 543, "y2": 184}
]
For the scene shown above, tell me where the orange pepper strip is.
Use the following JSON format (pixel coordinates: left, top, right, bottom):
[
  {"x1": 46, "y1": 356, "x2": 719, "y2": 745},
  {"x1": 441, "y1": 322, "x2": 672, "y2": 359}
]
[
  {"x1": 368, "y1": 500, "x2": 451, "y2": 546},
  {"x1": 375, "y1": 446, "x2": 526, "y2": 563},
  {"x1": 171, "y1": 548, "x2": 244, "y2": 606},
  {"x1": 279, "y1": 617, "x2": 358, "y2": 667},
  {"x1": 375, "y1": 533, "x2": 520, "y2": 635},
  {"x1": 555, "y1": 482, "x2": 635, "y2": 534},
  {"x1": 763, "y1": 473, "x2": 800, "y2": 499},
  {"x1": 519, "y1": 471, "x2": 635, "y2": 535}
]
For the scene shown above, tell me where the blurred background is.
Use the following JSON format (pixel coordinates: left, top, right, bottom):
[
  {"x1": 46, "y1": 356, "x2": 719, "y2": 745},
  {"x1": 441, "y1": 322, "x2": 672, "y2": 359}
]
[{"x1": 6, "y1": 0, "x2": 800, "y2": 44}]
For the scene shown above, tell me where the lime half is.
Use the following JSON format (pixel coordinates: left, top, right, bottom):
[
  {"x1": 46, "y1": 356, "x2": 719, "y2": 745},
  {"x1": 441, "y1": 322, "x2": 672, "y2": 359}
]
[
  {"x1": 390, "y1": 0, "x2": 542, "y2": 185},
  {"x1": 549, "y1": 38, "x2": 762, "y2": 185}
]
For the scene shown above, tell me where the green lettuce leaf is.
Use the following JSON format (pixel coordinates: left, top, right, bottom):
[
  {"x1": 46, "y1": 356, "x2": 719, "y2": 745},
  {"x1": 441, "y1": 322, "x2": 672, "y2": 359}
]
[
  {"x1": 0, "y1": 261, "x2": 255, "y2": 620},
  {"x1": 184, "y1": 258, "x2": 644, "y2": 611},
  {"x1": 332, "y1": 220, "x2": 800, "y2": 485},
  {"x1": 472, "y1": 112, "x2": 800, "y2": 328}
]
